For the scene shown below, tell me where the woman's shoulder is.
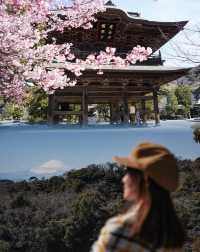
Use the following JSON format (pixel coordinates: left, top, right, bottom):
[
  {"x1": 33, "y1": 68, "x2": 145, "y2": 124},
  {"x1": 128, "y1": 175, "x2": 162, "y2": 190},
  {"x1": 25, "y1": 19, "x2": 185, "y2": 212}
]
[
  {"x1": 102, "y1": 211, "x2": 137, "y2": 239},
  {"x1": 103, "y1": 215, "x2": 183, "y2": 252},
  {"x1": 91, "y1": 214, "x2": 143, "y2": 252},
  {"x1": 105, "y1": 214, "x2": 124, "y2": 226},
  {"x1": 102, "y1": 215, "x2": 124, "y2": 235},
  {"x1": 92, "y1": 214, "x2": 183, "y2": 252},
  {"x1": 104, "y1": 211, "x2": 136, "y2": 230}
]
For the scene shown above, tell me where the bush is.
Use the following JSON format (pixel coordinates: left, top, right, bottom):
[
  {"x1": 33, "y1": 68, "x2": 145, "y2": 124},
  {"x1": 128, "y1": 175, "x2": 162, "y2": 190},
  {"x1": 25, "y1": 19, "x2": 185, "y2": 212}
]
[
  {"x1": 11, "y1": 194, "x2": 31, "y2": 208},
  {"x1": 0, "y1": 240, "x2": 10, "y2": 252},
  {"x1": 193, "y1": 237, "x2": 200, "y2": 252}
]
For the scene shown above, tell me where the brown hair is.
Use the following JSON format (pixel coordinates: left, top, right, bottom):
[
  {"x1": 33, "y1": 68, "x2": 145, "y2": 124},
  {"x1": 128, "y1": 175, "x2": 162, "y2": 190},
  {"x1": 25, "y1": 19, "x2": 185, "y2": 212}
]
[{"x1": 125, "y1": 168, "x2": 186, "y2": 250}]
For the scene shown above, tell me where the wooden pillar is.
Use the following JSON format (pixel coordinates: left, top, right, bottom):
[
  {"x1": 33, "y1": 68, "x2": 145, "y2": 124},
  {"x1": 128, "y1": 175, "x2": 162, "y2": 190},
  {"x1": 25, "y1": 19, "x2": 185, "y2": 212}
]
[
  {"x1": 122, "y1": 89, "x2": 129, "y2": 124},
  {"x1": 48, "y1": 94, "x2": 55, "y2": 123},
  {"x1": 153, "y1": 89, "x2": 160, "y2": 125},
  {"x1": 141, "y1": 99, "x2": 147, "y2": 124},
  {"x1": 110, "y1": 103, "x2": 115, "y2": 124},
  {"x1": 82, "y1": 86, "x2": 88, "y2": 126},
  {"x1": 110, "y1": 102, "x2": 121, "y2": 124}
]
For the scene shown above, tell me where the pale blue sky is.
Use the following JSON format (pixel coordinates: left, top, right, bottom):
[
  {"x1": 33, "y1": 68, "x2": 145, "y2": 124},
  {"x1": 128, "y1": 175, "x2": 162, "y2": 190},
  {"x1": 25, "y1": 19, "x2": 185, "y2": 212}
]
[
  {"x1": 0, "y1": 121, "x2": 199, "y2": 180},
  {"x1": 116, "y1": 0, "x2": 200, "y2": 67}
]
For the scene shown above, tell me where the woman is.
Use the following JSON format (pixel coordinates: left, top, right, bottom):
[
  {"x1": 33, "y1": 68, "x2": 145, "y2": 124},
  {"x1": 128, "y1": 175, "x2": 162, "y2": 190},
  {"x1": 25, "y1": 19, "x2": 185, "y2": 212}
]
[{"x1": 91, "y1": 142, "x2": 185, "y2": 252}]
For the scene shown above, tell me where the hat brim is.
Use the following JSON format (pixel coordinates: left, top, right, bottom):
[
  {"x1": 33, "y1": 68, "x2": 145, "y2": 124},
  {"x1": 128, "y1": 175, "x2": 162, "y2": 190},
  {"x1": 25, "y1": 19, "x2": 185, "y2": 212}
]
[{"x1": 112, "y1": 155, "x2": 142, "y2": 169}]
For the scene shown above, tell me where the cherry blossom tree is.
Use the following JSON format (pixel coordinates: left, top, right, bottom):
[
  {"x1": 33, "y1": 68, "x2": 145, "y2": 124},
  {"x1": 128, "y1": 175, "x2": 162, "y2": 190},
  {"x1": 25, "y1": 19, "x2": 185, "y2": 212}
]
[{"x1": 0, "y1": 0, "x2": 152, "y2": 102}]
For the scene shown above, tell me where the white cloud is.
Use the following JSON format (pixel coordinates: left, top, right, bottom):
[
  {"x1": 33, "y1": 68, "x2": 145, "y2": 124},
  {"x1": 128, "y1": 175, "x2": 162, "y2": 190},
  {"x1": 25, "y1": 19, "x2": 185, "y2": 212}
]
[{"x1": 31, "y1": 160, "x2": 65, "y2": 174}]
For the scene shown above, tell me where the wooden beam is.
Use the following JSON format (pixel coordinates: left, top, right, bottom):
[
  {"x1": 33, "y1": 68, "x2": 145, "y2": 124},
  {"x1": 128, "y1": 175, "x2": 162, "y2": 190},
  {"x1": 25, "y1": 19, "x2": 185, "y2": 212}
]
[
  {"x1": 53, "y1": 96, "x2": 154, "y2": 106},
  {"x1": 55, "y1": 96, "x2": 82, "y2": 102},
  {"x1": 87, "y1": 91, "x2": 146, "y2": 94},
  {"x1": 55, "y1": 94, "x2": 153, "y2": 100},
  {"x1": 56, "y1": 94, "x2": 153, "y2": 98},
  {"x1": 56, "y1": 85, "x2": 153, "y2": 92},
  {"x1": 53, "y1": 111, "x2": 82, "y2": 115},
  {"x1": 86, "y1": 95, "x2": 154, "y2": 100},
  {"x1": 87, "y1": 86, "x2": 152, "y2": 91}
]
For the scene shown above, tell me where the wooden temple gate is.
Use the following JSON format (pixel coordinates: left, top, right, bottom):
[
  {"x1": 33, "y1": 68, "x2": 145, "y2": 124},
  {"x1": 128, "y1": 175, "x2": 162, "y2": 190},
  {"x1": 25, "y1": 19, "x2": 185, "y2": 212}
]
[
  {"x1": 48, "y1": 1, "x2": 190, "y2": 125},
  {"x1": 47, "y1": 66, "x2": 189, "y2": 125},
  {"x1": 48, "y1": 86, "x2": 159, "y2": 125}
]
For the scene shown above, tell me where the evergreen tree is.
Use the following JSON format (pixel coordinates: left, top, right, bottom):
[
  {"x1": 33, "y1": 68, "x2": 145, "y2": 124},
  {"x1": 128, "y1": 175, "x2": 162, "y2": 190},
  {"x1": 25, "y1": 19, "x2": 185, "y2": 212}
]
[
  {"x1": 166, "y1": 90, "x2": 178, "y2": 117},
  {"x1": 175, "y1": 85, "x2": 192, "y2": 115}
]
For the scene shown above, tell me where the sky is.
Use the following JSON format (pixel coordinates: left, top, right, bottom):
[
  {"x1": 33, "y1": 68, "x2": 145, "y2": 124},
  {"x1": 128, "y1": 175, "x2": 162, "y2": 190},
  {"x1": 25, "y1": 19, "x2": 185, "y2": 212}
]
[
  {"x1": 114, "y1": 0, "x2": 200, "y2": 67},
  {"x1": 0, "y1": 121, "x2": 199, "y2": 180}
]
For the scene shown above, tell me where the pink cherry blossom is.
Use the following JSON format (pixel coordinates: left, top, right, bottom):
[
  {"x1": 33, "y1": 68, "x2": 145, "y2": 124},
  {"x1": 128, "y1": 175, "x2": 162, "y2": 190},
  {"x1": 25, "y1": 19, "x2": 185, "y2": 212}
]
[
  {"x1": 0, "y1": 0, "x2": 152, "y2": 101},
  {"x1": 83, "y1": 46, "x2": 152, "y2": 74}
]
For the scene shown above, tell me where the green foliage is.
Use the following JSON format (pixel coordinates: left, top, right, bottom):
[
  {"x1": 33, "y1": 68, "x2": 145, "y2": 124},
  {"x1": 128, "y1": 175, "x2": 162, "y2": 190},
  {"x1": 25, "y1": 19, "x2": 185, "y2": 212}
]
[
  {"x1": 47, "y1": 176, "x2": 65, "y2": 192},
  {"x1": 193, "y1": 237, "x2": 200, "y2": 252},
  {"x1": 11, "y1": 194, "x2": 31, "y2": 208},
  {"x1": 66, "y1": 166, "x2": 105, "y2": 184},
  {"x1": 193, "y1": 128, "x2": 200, "y2": 144},
  {"x1": 166, "y1": 90, "x2": 179, "y2": 116},
  {"x1": 0, "y1": 240, "x2": 10, "y2": 252},
  {"x1": 145, "y1": 100, "x2": 153, "y2": 111},
  {"x1": 96, "y1": 104, "x2": 110, "y2": 121},
  {"x1": 26, "y1": 87, "x2": 48, "y2": 122},
  {"x1": 3, "y1": 103, "x2": 24, "y2": 120},
  {"x1": 64, "y1": 177, "x2": 86, "y2": 193},
  {"x1": 37, "y1": 221, "x2": 66, "y2": 252},
  {"x1": 175, "y1": 85, "x2": 192, "y2": 112},
  {"x1": 159, "y1": 85, "x2": 193, "y2": 119},
  {"x1": 64, "y1": 190, "x2": 109, "y2": 252},
  {"x1": 13, "y1": 106, "x2": 23, "y2": 119},
  {"x1": 143, "y1": 100, "x2": 154, "y2": 119}
]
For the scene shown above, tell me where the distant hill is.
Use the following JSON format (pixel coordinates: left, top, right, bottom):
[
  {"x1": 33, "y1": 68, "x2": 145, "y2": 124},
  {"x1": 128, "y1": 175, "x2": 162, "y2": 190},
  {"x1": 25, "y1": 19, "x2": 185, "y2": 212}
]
[{"x1": 162, "y1": 66, "x2": 200, "y2": 91}]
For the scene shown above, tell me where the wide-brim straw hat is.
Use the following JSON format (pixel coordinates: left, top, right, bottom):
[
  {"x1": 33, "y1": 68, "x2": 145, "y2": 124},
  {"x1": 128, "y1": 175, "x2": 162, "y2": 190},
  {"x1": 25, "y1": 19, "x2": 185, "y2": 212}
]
[{"x1": 113, "y1": 142, "x2": 179, "y2": 192}]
